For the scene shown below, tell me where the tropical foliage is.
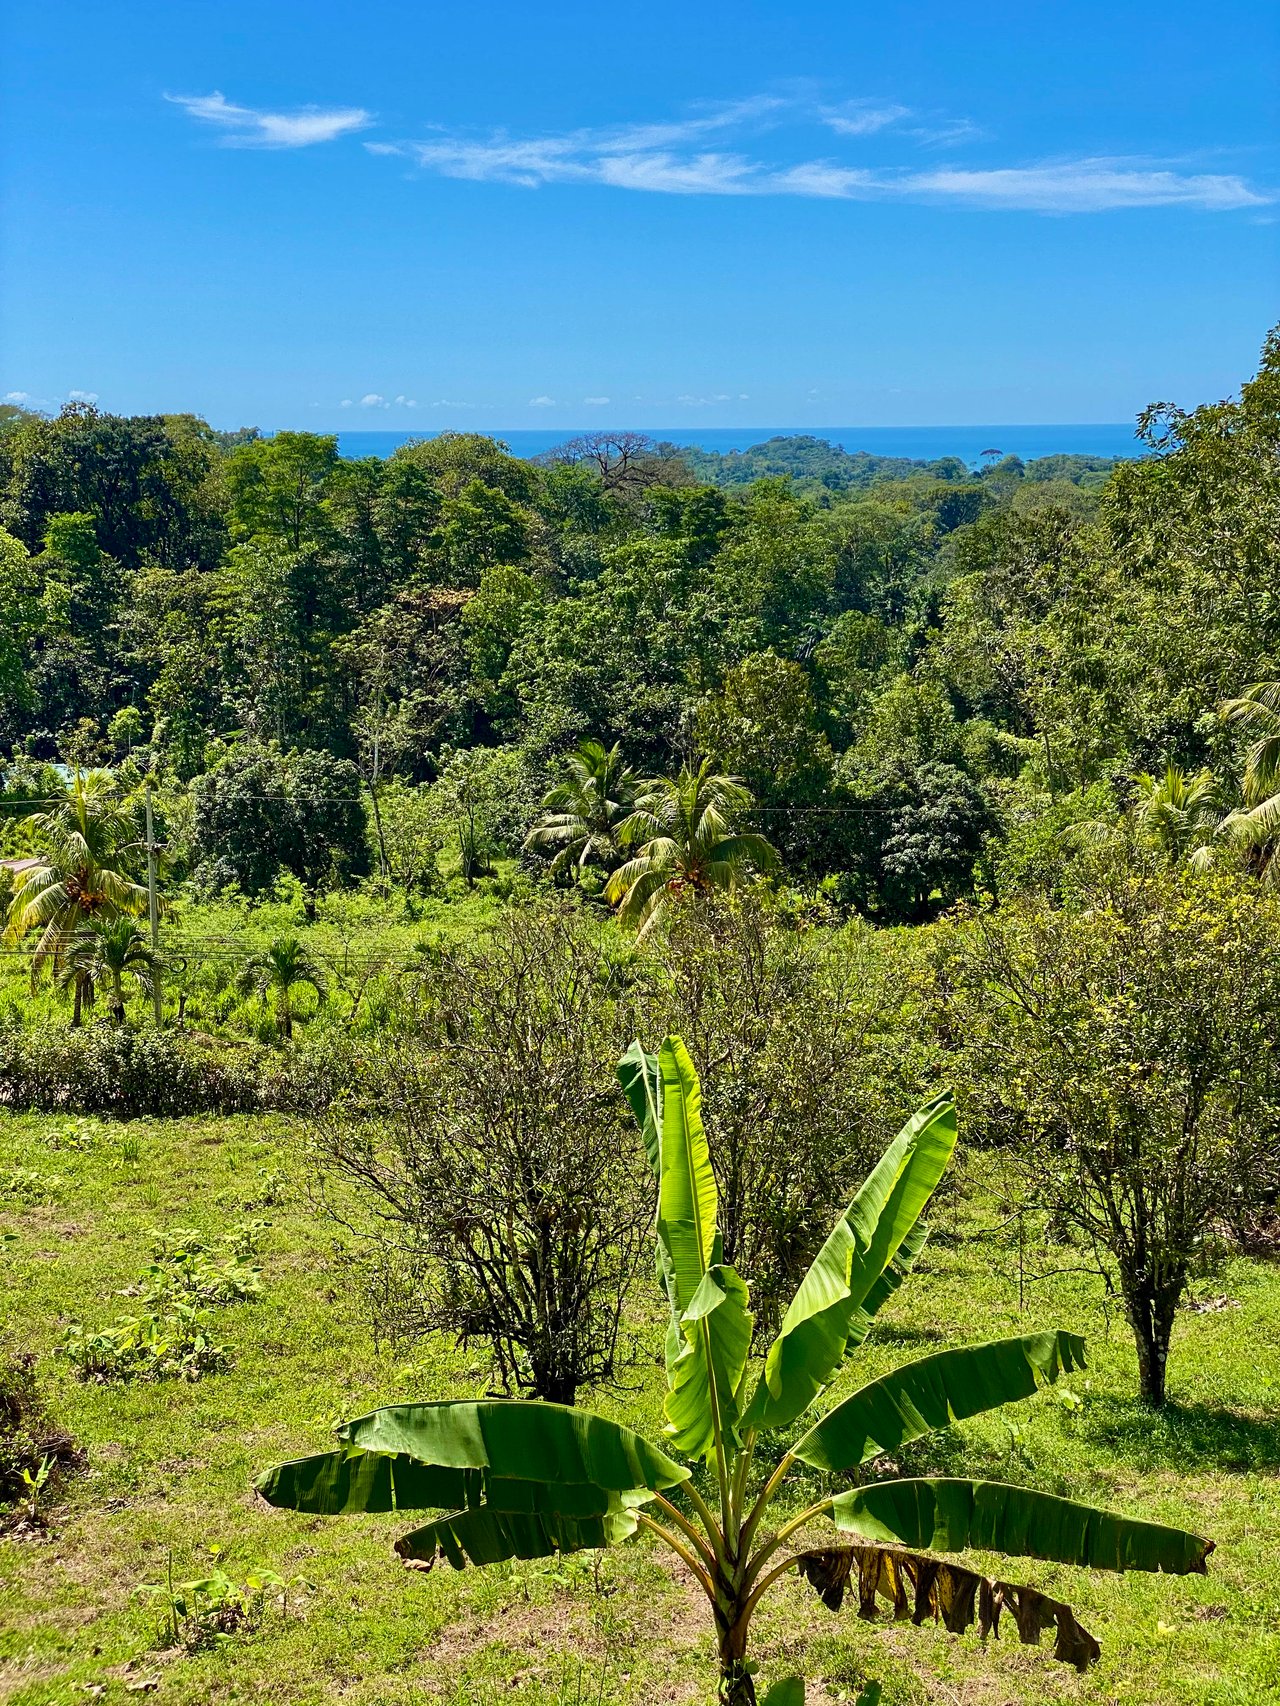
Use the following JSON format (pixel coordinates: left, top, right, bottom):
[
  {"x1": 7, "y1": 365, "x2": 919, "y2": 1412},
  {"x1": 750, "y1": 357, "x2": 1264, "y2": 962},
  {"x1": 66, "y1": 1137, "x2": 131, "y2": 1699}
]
[
  {"x1": 259, "y1": 1038, "x2": 1211, "y2": 1703},
  {"x1": 606, "y1": 763, "x2": 779, "y2": 936}
]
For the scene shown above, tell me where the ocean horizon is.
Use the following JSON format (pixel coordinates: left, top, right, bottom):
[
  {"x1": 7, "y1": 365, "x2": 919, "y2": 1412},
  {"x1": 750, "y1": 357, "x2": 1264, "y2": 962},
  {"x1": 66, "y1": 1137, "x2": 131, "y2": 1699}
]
[{"x1": 329, "y1": 423, "x2": 1146, "y2": 466}]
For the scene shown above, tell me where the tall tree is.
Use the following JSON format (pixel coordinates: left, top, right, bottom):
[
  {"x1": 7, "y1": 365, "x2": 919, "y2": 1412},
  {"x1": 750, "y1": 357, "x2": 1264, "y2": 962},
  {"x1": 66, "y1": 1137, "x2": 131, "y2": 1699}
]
[
  {"x1": 607, "y1": 762, "x2": 778, "y2": 936},
  {"x1": 4, "y1": 771, "x2": 148, "y2": 1024}
]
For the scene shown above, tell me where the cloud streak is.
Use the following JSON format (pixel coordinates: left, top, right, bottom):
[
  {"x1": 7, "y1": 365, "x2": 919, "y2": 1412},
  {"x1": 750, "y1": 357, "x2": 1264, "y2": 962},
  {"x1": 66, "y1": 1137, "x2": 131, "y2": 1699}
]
[
  {"x1": 167, "y1": 90, "x2": 372, "y2": 147},
  {"x1": 371, "y1": 97, "x2": 1268, "y2": 213}
]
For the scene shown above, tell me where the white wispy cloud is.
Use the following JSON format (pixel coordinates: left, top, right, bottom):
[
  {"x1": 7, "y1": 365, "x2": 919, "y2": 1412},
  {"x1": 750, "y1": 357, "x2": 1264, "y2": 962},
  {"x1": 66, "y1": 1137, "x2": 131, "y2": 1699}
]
[
  {"x1": 528, "y1": 395, "x2": 556, "y2": 407},
  {"x1": 583, "y1": 396, "x2": 611, "y2": 405},
  {"x1": 68, "y1": 388, "x2": 99, "y2": 403},
  {"x1": 3, "y1": 391, "x2": 32, "y2": 404},
  {"x1": 394, "y1": 394, "x2": 418, "y2": 408},
  {"x1": 370, "y1": 95, "x2": 1268, "y2": 213},
  {"x1": 820, "y1": 100, "x2": 912, "y2": 137},
  {"x1": 166, "y1": 90, "x2": 372, "y2": 148},
  {"x1": 360, "y1": 393, "x2": 388, "y2": 407}
]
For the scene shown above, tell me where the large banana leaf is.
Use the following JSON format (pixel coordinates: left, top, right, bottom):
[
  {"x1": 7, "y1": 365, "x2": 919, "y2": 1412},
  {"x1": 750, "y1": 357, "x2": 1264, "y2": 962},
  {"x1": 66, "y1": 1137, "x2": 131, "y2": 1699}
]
[
  {"x1": 829, "y1": 1478, "x2": 1213, "y2": 1574},
  {"x1": 664, "y1": 1264, "x2": 753, "y2": 1459},
  {"x1": 653, "y1": 1037, "x2": 719, "y2": 1315},
  {"x1": 844, "y1": 1218, "x2": 928, "y2": 1356},
  {"x1": 257, "y1": 1446, "x2": 485, "y2": 1514},
  {"x1": 256, "y1": 1399, "x2": 688, "y2": 1515},
  {"x1": 619, "y1": 1040, "x2": 684, "y2": 1375},
  {"x1": 618, "y1": 1039, "x2": 661, "y2": 1177},
  {"x1": 396, "y1": 1490, "x2": 650, "y2": 1569},
  {"x1": 744, "y1": 1091, "x2": 957, "y2": 1432},
  {"x1": 795, "y1": 1543, "x2": 1102, "y2": 1671},
  {"x1": 793, "y1": 1331, "x2": 1087, "y2": 1472}
]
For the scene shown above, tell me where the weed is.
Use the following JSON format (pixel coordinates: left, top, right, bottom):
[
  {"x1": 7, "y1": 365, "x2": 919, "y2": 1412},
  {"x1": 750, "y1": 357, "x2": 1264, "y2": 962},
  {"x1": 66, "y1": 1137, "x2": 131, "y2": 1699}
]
[
  {"x1": 135, "y1": 1549, "x2": 290, "y2": 1651},
  {"x1": 61, "y1": 1302, "x2": 232, "y2": 1383}
]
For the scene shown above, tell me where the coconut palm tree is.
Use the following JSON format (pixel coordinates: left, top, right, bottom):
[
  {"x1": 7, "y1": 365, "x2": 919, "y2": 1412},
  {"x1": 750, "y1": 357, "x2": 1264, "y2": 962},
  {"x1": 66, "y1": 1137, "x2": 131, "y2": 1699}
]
[
  {"x1": 605, "y1": 761, "x2": 778, "y2": 938},
  {"x1": 58, "y1": 916, "x2": 159, "y2": 1024},
  {"x1": 237, "y1": 935, "x2": 327, "y2": 1040},
  {"x1": 523, "y1": 739, "x2": 640, "y2": 879},
  {"x1": 1131, "y1": 762, "x2": 1221, "y2": 868},
  {"x1": 1218, "y1": 681, "x2": 1280, "y2": 882},
  {"x1": 4, "y1": 771, "x2": 148, "y2": 1024}
]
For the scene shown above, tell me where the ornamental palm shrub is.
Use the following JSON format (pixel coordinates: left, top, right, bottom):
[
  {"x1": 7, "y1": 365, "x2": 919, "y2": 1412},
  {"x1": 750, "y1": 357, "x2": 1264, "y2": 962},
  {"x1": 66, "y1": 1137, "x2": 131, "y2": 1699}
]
[
  {"x1": 235, "y1": 935, "x2": 326, "y2": 1041},
  {"x1": 259, "y1": 1038, "x2": 1211, "y2": 1706}
]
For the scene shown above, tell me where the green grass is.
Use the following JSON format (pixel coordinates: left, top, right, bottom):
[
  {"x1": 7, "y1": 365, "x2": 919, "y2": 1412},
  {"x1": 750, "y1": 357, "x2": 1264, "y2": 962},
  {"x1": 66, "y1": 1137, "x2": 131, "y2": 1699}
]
[{"x1": 1, "y1": 1112, "x2": 1277, "y2": 1705}]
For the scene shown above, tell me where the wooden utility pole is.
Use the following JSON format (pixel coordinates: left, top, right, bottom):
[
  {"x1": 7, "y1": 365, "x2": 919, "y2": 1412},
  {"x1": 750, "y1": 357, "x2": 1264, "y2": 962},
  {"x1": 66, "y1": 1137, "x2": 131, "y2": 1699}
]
[{"x1": 144, "y1": 779, "x2": 162, "y2": 1026}]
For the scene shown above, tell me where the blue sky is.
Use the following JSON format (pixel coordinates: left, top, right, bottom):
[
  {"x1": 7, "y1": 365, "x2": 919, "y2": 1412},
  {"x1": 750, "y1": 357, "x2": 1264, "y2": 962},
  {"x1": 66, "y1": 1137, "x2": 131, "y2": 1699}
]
[{"x1": 3, "y1": 1, "x2": 1277, "y2": 430}]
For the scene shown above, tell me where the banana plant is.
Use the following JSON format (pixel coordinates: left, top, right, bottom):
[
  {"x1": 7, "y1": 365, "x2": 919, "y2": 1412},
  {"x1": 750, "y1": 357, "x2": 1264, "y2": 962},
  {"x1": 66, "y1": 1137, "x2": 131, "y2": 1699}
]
[{"x1": 257, "y1": 1036, "x2": 1212, "y2": 1705}]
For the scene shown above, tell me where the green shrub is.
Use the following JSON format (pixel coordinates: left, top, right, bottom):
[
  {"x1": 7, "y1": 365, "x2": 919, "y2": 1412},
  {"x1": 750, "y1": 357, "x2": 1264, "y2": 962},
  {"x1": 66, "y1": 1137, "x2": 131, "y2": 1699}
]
[{"x1": 60, "y1": 1302, "x2": 232, "y2": 1383}]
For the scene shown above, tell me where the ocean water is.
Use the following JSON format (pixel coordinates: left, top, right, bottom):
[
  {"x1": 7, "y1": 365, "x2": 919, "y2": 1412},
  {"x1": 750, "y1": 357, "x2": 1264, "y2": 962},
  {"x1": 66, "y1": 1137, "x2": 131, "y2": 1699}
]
[{"x1": 332, "y1": 423, "x2": 1145, "y2": 466}]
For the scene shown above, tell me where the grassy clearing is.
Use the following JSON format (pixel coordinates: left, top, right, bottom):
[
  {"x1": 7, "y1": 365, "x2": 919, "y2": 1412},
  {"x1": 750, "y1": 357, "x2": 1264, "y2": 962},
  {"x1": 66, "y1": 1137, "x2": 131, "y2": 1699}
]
[{"x1": 2, "y1": 1110, "x2": 1277, "y2": 1706}]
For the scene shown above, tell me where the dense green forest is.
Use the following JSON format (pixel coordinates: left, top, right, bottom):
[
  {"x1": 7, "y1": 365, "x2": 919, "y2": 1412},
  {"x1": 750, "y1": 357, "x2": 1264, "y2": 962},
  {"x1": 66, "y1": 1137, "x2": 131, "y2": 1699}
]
[{"x1": 3, "y1": 329, "x2": 1277, "y2": 925}]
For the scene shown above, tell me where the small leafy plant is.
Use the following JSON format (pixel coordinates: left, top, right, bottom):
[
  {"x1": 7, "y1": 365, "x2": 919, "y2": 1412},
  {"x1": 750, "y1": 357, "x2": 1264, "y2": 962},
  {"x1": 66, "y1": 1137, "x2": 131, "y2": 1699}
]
[
  {"x1": 259, "y1": 1037, "x2": 1213, "y2": 1704},
  {"x1": 61, "y1": 1301, "x2": 231, "y2": 1384},
  {"x1": 136, "y1": 1550, "x2": 289, "y2": 1651},
  {"x1": 0, "y1": 1341, "x2": 83, "y2": 1526},
  {"x1": 142, "y1": 1222, "x2": 264, "y2": 1307}
]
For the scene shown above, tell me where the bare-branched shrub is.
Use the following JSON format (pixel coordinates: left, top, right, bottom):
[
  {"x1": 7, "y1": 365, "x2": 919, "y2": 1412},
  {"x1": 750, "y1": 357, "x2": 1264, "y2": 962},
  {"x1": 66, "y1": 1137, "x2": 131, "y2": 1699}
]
[{"x1": 312, "y1": 905, "x2": 650, "y2": 1404}]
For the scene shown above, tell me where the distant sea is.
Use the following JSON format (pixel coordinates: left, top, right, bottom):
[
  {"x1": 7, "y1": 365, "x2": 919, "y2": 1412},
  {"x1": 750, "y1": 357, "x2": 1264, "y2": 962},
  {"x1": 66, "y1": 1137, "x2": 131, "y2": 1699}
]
[{"x1": 332, "y1": 423, "x2": 1145, "y2": 466}]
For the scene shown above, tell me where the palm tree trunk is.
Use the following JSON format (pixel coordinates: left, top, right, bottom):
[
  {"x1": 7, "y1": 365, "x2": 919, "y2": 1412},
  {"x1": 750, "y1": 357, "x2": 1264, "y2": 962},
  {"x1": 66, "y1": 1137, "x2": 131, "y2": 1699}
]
[
  {"x1": 280, "y1": 986, "x2": 293, "y2": 1040},
  {"x1": 71, "y1": 975, "x2": 83, "y2": 1028}
]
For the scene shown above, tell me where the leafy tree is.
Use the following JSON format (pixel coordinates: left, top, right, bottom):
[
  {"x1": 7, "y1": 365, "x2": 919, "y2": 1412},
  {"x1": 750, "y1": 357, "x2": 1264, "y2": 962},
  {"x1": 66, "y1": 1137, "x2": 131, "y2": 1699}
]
[
  {"x1": 225, "y1": 432, "x2": 340, "y2": 551},
  {"x1": 694, "y1": 652, "x2": 834, "y2": 869},
  {"x1": 431, "y1": 746, "x2": 533, "y2": 885},
  {"x1": 836, "y1": 762, "x2": 995, "y2": 924},
  {"x1": 939, "y1": 861, "x2": 1280, "y2": 1404},
  {"x1": 607, "y1": 763, "x2": 779, "y2": 937},
  {"x1": 461, "y1": 565, "x2": 547, "y2": 731},
  {"x1": 0, "y1": 405, "x2": 226, "y2": 570},
  {"x1": 3, "y1": 772, "x2": 147, "y2": 1024},
  {"x1": 59, "y1": 915, "x2": 158, "y2": 1023},
  {"x1": 236, "y1": 934, "x2": 326, "y2": 1040},
  {"x1": 0, "y1": 529, "x2": 40, "y2": 732},
  {"x1": 375, "y1": 780, "x2": 444, "y2": 895},
  {"x1": 192, "y1": 744, "x2": 368, "y2": 909},
  {"x1": 523, "y1": 738, "x2": 640, "y2": 880},
  {"x1": 261, "y1": 1039, "x2": 1211, "y2": 1706},
  {"x1": 282, "y1": 748, "x2": 370, "y2": 914},
  {"x1": 638, "y1": 895, "x2": 931, "y2": 1332}
]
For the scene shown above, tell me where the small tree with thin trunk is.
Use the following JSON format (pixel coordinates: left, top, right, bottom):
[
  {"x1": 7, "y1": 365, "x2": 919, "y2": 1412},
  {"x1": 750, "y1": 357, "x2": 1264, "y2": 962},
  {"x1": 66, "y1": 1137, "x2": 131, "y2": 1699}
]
[
  {"x1": 935, "y1": 857, "x2": 1280, "y2": 1405},
  {"x1": 308, "y1": 906, "x2": 649, "y2": 1404},
  {"x1": 236, "y1": 934, "x2": 326, "y2": 1041}
]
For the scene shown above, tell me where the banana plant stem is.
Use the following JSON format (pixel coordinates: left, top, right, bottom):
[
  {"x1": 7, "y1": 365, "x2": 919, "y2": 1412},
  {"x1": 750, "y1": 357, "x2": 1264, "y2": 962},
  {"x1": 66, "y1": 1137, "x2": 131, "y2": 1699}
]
[
  {"x1": 742, "y1": 1554, "x2": 800, "y2": 1620},
  {"x1": 738, "y1": 1451, "x2": 795, "y2": 1559},
  {"x1": 681, "y1": 1479, "x2": 726, "y2": 1555},
  {"x1": 743, "y1": 1499, "x2": 830, "y2": 1589},
  {"x1": 636, "y1": 1513, "x2": 720, "y2": 1606},
  {"x1": 653, "y1": 1492, "x2": 719, "y2": 1573}
]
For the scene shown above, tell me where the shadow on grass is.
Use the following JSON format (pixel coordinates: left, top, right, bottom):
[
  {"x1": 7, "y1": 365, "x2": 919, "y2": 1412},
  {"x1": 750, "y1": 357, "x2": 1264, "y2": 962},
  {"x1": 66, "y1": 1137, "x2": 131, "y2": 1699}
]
[
  {"x1": 1082, "y1": 1397, "x2": 1280, "y2": 1472},
  {"x1": 865, "y1": 1324, "x2": 948, "y2": 1349}
]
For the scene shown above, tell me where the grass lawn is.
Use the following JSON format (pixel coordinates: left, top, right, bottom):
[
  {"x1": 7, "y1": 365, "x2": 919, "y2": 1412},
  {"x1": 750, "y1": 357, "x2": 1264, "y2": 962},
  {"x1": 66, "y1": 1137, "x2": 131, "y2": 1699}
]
[{"x1": 2, "y1": 1108, "x2": 1277, "y2": 1705}]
